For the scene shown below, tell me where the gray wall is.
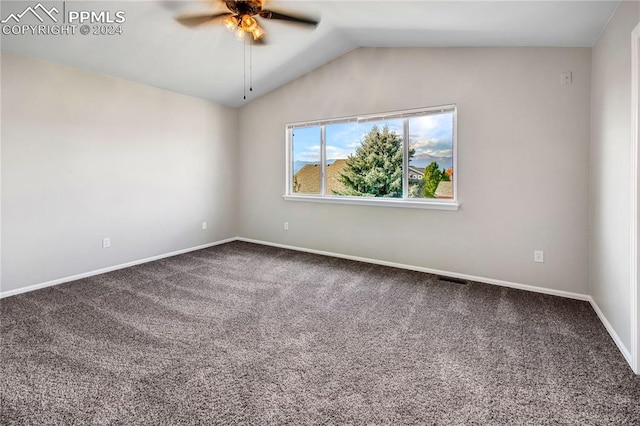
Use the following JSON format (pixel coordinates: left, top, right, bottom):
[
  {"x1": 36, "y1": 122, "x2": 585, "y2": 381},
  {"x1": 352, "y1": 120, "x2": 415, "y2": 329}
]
[
  {"x1": 590, "y1": 1, "x2": 640, "y2": 356},
  {"x1": 238, "y1": 47, "x2": 592, "y2": 295},
  {"x1": 1, "y1": 52, "x2": 239, "y2": 293}
]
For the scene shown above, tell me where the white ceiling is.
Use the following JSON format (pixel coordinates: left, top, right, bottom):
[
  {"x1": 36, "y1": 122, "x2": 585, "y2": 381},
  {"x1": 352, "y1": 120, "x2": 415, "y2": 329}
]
[{"x1": 0, "y1": 0, "x2": 621, "y2": 107}]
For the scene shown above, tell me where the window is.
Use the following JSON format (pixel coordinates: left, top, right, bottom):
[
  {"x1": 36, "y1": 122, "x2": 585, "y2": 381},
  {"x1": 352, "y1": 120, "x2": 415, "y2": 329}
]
[{"x1": 285, "y1": 105, "x2": 458, "y2": 210}]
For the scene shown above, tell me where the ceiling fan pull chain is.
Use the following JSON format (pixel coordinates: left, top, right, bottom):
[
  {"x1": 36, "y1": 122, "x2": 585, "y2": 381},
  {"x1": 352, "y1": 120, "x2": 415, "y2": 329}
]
[
  {"x1": 243, "y1": 36, "x2": 246, "y2": 100},
  {"x1": 250, "y1": 41, "x2": 253, "y2": 92}
]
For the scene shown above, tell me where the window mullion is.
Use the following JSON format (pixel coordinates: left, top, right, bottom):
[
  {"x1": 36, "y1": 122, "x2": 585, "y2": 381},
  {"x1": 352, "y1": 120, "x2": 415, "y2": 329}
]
[
  {"x1": 403, "y1": 118, "x2": 409, "y2": 200},
  {"x1": 320, "y1": 125, "x2": 326, "y2": 196},
  {"x1": 288, "y1": 128, "x2": 293, "y2": 195}
]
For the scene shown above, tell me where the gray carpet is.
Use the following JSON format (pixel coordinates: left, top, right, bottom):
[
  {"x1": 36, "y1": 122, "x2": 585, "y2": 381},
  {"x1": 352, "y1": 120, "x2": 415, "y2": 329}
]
[{"x1": 1, "y1": 241, "x2": 639, "y2": 425}]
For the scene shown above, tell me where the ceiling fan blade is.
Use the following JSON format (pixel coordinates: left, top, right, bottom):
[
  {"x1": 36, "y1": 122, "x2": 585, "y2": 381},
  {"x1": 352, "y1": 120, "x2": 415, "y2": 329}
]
[
  {"x1": 259, "y1": 10, "x2": 318, "y2": 27},
  {"x1": 176, "y1": 12, "x2": 233, "y2": 28}
]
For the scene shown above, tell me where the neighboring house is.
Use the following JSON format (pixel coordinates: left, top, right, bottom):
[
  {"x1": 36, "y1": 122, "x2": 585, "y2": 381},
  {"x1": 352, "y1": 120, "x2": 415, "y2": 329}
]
[
  {"x1": 325, "y1": 159, "x2": 348, "y2": 194},
  {"x1": 293, "y1": 163, "x2": 321, "y2": 193},
  {"x1": 408, "y1": 166, "x2": 425, "y2": 181},
  {"x1": 294, "y1": 159, "x2": 347, "y2": 194}
]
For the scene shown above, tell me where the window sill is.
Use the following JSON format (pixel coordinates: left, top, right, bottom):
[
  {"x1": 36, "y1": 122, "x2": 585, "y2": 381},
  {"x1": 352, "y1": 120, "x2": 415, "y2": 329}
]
[{"x1": 282, "y1": 195, "x2": 460, "y2": 211}]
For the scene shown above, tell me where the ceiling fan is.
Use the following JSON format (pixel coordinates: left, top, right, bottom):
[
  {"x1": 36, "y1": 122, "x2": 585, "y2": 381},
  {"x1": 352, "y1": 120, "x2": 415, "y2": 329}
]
[{"x1": 176, "y1": 0, "x2": 319, "y2": 43}]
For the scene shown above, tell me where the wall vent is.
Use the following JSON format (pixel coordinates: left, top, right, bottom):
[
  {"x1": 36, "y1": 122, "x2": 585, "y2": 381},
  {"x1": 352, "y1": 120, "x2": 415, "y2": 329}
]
[{"x1": 437, "y1": 275, "x2": 468, "y2": 285}]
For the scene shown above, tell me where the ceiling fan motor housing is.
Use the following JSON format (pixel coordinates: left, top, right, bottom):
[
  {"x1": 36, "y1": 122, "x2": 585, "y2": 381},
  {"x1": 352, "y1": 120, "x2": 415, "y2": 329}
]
[{"x1": 225, "y1": 0, "x2": 263, "y2": 17}]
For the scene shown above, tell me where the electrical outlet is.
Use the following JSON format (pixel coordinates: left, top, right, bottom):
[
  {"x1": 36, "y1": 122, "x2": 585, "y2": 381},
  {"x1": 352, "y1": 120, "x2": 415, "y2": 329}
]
[
  {"x1": 534, "y1": 250, "x2": 544, "y2": 263},
  {"x1": 202, "y1": 221, "x2": 207, "y2": 230},
  {"x1": 102, "y1": 237, "x2": 111, "y2": 249},
  {"x1": 560, "y1": 71, "x2": 572, "y2": 85},
  {"x1": 284, "y1": 222, "x2": 289, "y2": 231}
]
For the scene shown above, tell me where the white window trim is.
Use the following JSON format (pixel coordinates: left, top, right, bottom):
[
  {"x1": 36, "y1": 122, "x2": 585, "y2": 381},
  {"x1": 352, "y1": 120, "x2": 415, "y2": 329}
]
[
  {"x1": 282, "y1": 194, "x2": 459, "y2": 210},
  {"x1": 284, "y1": 104, "x2": 459, "y2": 210}
]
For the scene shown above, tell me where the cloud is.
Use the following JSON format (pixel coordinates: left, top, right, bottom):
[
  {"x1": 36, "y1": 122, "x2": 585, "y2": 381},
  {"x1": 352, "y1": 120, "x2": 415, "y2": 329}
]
[
  {"x1": 408, "y1": 113, "x2": 453, "y2": 144},
  {"x1": 410, "y1": 138, "x2": 453, "y2": 158},
  {"x1": 408, "y1": 112, "x2": 454, "y2": 157},
  {"x1": 294, "y1": 144, "x2": 354, "y2": 162},
  {"x1": 294, "y1": 144, "x2": 320, "y2": 162},
  {"x1": 414, "y1": 148, "x2": 452, "y2": 158},
  {"x1": 409, "y1": 116, "x2": 440, "y2": 133},
  {"x1": 326, "y1": 145, "x2": 353, "y2": 160}
]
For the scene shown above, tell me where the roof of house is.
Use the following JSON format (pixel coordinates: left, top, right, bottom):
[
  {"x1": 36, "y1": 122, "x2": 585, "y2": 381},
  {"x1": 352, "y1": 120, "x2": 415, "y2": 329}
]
[
  {"x1": 325, "y1": 160, "x2": 348, "y2": 195},
  {"x1": 435, "y1": 181, "x2": 453, "y2": 199},
  {"x1": 293, "y1": 160, "x2": 348, "y2": 195}
]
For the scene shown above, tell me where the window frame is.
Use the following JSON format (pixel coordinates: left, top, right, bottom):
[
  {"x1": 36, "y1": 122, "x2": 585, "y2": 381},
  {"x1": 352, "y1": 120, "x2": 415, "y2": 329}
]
[{"x1": 284, "y1": 104, "x2": 459, "y2": 210}]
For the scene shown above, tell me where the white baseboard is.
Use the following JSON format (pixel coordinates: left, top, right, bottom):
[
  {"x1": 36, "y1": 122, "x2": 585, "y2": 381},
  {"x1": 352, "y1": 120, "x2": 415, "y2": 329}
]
[
  {"x1": 236, "y1": 237, "x2": 591, "y2": 301},
  {"x1": 588, "y1": 296, "x2": 633, "y2": 367},
  {"x1": 0, "y1": 237, "x2": 237, "y2": 299}
]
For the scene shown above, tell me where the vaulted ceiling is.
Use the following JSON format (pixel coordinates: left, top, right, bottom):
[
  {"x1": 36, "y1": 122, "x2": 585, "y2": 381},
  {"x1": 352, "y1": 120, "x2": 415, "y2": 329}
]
[{"x1": 1, "y1": 1, "x2": 621, "y2": 107}]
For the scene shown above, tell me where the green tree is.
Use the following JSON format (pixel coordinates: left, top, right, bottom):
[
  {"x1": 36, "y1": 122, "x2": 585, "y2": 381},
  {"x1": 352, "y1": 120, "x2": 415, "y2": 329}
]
[
  {"x1": 422, "y1": 162, "x2": 443, "y2": 198},
  {"x1": 408, "y1": 179, "x2": 425, "y2": 198},
  {"x1": 335, "y1": 126, "x2": 413, "y2": 197},
  {"x1": 293, "y1": 176, "x2": 301, "y2": 193}
]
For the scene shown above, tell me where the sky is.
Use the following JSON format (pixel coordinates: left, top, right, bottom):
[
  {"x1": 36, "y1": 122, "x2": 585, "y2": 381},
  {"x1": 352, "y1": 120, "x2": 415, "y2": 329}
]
[{"x1": 292, "y1": 112, "x2": 454, "y2": 172}]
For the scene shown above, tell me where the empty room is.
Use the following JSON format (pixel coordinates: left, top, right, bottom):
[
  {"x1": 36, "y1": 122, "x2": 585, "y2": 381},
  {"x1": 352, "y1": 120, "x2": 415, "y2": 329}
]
[{"x1": 1, "y1": 0, "x2": 640, "y2": 424}]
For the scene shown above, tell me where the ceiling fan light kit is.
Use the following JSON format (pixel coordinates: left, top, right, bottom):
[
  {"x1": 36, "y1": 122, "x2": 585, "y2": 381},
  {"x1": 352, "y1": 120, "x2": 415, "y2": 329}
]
[{"x1": 222, "y1": 14, "x2": 265, "y2": 40}]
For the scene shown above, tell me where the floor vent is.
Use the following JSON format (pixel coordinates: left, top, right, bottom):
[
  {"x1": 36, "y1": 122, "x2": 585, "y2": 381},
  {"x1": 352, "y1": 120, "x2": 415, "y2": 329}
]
[{"x1": 437, "y1": 275, "x2": 468, "y2": 285}]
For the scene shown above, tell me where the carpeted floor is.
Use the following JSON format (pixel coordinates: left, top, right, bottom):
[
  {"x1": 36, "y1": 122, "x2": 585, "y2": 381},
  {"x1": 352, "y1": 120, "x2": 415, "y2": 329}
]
[{"x1": 1, "y1": 241, "x2": 639, "y2": 425}]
